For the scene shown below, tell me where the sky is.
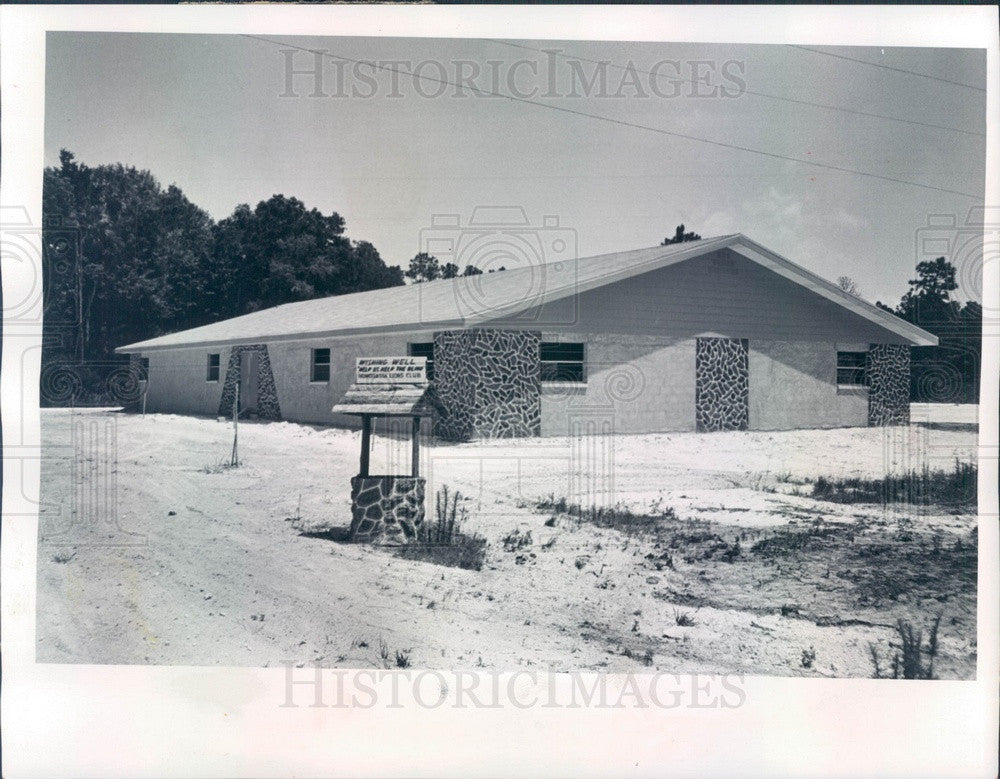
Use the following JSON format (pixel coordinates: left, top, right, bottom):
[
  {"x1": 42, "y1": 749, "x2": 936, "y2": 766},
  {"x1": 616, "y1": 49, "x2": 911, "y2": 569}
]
[{"x1": 43, "y1": 32, "x2": 988, "y2": 306}]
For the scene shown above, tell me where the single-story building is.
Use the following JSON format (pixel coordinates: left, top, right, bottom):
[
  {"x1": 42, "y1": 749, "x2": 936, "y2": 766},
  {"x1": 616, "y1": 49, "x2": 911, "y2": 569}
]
[{"x1": 116, "y1": 233, "x2": 937, "y2": 439}]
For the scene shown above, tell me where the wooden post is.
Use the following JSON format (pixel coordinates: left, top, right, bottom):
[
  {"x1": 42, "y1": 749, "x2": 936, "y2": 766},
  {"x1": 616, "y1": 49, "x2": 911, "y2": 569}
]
[
  {"x1": 359, "y1": 414, "x2": 371, "y2": 477},
  {"x1": 230, "y1": 380, "x2": 240, "y2": 467},
  {"x1": 411, "y1": 416, "x2": 420, "y2": 477}
]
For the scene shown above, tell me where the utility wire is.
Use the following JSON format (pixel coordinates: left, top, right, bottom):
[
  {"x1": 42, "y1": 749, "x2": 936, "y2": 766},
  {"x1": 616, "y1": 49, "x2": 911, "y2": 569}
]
[
  {"x1": 789, "y1": 45, "x2": 986, "y2": 92},
  {"x1": 491, "y1": 39, "x2": 984, "y2": 138},
  {"x1": 245, "y1": 35, "x2": 983, "y2": 200}
]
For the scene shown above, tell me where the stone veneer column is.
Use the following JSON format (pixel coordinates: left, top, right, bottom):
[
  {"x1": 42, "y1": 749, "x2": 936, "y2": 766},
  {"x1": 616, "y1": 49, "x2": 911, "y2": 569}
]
[
  {"x1": 432, "y1": 329, "x2": 541, "y2": 440},
  {"x1": 866, "y1": 344, "x2": 910, "y2": 426},
  {"x1": 695, "y1": 337, "x2": 749, "y2": 432},
  {"x1": 217, "y1": 344, "x2": 282, "y2": 420}
]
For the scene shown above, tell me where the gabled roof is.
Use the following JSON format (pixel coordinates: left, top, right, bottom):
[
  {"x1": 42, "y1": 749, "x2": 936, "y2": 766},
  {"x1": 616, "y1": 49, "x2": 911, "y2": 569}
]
[{"x1": 117, "y1": 233, "x2": 937, "y2": 351}]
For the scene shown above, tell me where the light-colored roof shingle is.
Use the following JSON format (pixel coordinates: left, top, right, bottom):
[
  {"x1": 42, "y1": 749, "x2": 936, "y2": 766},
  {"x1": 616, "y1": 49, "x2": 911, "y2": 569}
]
[{"x1": 117, "y1": 234, "x2": 937, "y2": 350}]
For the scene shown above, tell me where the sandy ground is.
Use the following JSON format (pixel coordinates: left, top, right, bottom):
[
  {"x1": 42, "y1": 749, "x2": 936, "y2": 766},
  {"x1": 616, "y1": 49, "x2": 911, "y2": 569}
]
[{"x1": 36, "y1": 404, "x2": 978, "y2": 677}]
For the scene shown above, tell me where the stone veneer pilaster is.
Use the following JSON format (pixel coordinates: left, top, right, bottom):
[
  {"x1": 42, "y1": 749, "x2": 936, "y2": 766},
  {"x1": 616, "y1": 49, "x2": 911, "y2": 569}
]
[
  {"x1": 432, "y1": 329, "x2": 541, "y2": 441},
  {"x1": 695, "y1": 337, "x2": 749, "y2": 432},
  {"x1": 866, "y1": 343, "x2": 910, "y2": 426},
  {"x1": 218, "y1": 344, "x2": 282, "y2": 420}
]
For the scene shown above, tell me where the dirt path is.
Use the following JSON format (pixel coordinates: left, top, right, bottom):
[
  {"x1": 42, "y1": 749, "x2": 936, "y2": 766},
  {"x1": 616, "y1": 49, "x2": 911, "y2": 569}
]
[{"x1": 36, "y1": 408, "x2": 978, "y2": 677}]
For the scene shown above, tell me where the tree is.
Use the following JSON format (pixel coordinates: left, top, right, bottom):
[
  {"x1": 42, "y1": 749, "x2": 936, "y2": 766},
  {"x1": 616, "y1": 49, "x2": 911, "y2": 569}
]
[
  {"x1": 41, "y1": 151, "x2": 405, "y2": 404},
  {"x1": 837, "y1": 276, "x2": 861, "y2": 297},
  {"x1": 895, "y1": 256, "x2": 959, "y2": 325},
  {"x1": 877, "y1": 256, "x2": 980, "y2": 403},
  {"x1": 210, "y1": 195, "x2": 404, "y2": 316},
  {"x1": 405, "y1": 252, "x2": 441, "y2": 282},
  {"x1": 662, "y1": 224, "x2": 701, "y2": 245},
  {"x1": 406, "y1": 255, "x2": 486, "y2": 282},
  {"x1": 43, "y1": 151, "x2": 215, "y2": 365}
]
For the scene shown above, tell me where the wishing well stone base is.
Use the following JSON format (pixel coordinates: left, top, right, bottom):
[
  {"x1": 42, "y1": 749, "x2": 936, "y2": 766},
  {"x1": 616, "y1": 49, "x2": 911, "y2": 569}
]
[{"x1": 349, "y1": 475, "x2": 426, "y2": 544}]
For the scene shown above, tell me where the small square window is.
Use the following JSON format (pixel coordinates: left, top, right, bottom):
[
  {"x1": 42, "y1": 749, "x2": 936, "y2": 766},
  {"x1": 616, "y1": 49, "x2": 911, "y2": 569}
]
[
  {"x1": 408, "y1": 342, "x2": 434, "y2": 380},
  {"x1": 311, "y1": 348, "x2": 331, "y2": 383},
  {"x1": 206, "y1": 354, "x2": 220, "y2": 382},
  {"x1": 541, "y1": 342, "x2": 585, "y2": 383},
  {"x1": 836, "y1": 351, "x2": 867, "y2": 387}
]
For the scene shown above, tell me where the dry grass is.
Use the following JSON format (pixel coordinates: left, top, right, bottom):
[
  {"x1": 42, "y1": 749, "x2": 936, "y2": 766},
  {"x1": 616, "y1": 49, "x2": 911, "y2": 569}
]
[
  {"x1": 811, "y1": 460, "x2": 976, "y2": 511},
  {"x1": 535, "y1": 495, "x2": 677, "y2": 535}
]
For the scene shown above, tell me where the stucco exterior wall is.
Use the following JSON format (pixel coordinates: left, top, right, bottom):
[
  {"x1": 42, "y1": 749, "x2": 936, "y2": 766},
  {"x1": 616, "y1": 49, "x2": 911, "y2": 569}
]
[
  {"x1": 266, "y1": 333, "x2": 421, "y2": 426},
  {"x1": 143, "y1": 330, "x2": 438, "y2": 426},
  {"x1": 145, "y1": 346, "x2": 234, "y2": 417},
  {"x1": 489, "y1": 248, "x2": 914, "y2": 344},
  {"x1": 748, "y1": 340, "x2": 869, "y2": 430},
  {"x1": 540, "y1": 333, "x2": 696, "y2": 436}
]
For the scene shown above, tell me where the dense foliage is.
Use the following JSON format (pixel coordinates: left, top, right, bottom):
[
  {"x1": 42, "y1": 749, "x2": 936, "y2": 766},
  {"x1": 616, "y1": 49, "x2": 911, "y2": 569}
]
[
  {"x1": 877, "y1": 257, "x2": 982, "y2": 404},
  {"x1": 41, "y1": 151, "x2": 404, "y2": 403}
]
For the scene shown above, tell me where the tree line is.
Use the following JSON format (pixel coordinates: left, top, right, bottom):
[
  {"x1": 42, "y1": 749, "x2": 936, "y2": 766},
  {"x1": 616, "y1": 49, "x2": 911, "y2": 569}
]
[{"x1": 43, "y1": 150, "x2": 407, "y2": 374}]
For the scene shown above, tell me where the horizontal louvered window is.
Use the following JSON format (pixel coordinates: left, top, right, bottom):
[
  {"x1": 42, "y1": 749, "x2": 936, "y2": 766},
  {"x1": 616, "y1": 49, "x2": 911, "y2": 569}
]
[
  {"x1": 836, "y1": 351, "x2": 866, "y2": 387},
  {"x1": 541, "y1": 342, "x2": 585, "y2": 383}
]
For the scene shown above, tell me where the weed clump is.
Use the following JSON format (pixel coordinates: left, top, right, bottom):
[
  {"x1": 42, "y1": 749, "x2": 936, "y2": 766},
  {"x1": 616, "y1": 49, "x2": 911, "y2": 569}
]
[
  {"x1": 869, "y1": 615, "x2": 942, "y2": 679},
  {"x1": 394, "y1": 486, "x2": 488, "y2": 571}
]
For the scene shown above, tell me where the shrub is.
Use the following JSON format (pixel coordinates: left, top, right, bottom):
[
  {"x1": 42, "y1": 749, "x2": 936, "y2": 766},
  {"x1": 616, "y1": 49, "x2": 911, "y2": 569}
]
[
  {"x1": 502, "y1": 528, "x2": 533, "y2": 552},
  {"x1": 674, "y1": 608, "x2": 696, "y2": 627},
  {"x1": 869, "y1": 615, "x2": 942, "y2": 679},
  {"x1": 393, "y1": 486, "x2": 489, "y2": 571},
  {"x1": 801, "y1": 646, "x2": 817, "y2": 669},
  {"x1": 811, "y1": 461, "x2": 976, "y2": 511}
]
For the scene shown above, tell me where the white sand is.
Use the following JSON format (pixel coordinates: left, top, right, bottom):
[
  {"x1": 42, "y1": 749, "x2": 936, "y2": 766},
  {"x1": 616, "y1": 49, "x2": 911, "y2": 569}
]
[{"x1": 35, "y1": 406, "x2": 978, "y2": 677}]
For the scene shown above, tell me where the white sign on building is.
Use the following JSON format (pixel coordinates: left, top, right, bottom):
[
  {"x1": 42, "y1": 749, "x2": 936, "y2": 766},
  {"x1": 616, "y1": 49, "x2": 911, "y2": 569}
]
[{"x1": 355, "y1": 356, "x2": 427, "y2": 384}]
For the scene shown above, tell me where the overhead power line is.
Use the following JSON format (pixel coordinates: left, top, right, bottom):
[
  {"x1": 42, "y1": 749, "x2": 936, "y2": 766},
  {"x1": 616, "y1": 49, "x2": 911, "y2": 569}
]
[
  {"x1": 491, "y1": 39, "x2": 984, "y2": 138},
  {"x1": 244, "y1": 35, "x2": 983, "y2": 200},
  {"x1": 789, "y1": 45, "x2": 986, "y2": 92}
]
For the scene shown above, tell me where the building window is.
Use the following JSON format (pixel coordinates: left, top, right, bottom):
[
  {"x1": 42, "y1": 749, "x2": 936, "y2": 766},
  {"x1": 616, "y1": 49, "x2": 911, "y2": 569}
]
[
  {"x1": 836, "y1": 351, "x2": 867, "y2": 387},
  {"x1": 311, "y1": 348, "x2": 331, "y2": 383},
  {"x1": 541, "y1": 342, "x2": 585, "y2": 383},
  {"x1": 206, "y1": 353, "x2": 220, "y2": 382},
  {"x1": 408, "y1": 342, "x2": 434, "y2": 380}
]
